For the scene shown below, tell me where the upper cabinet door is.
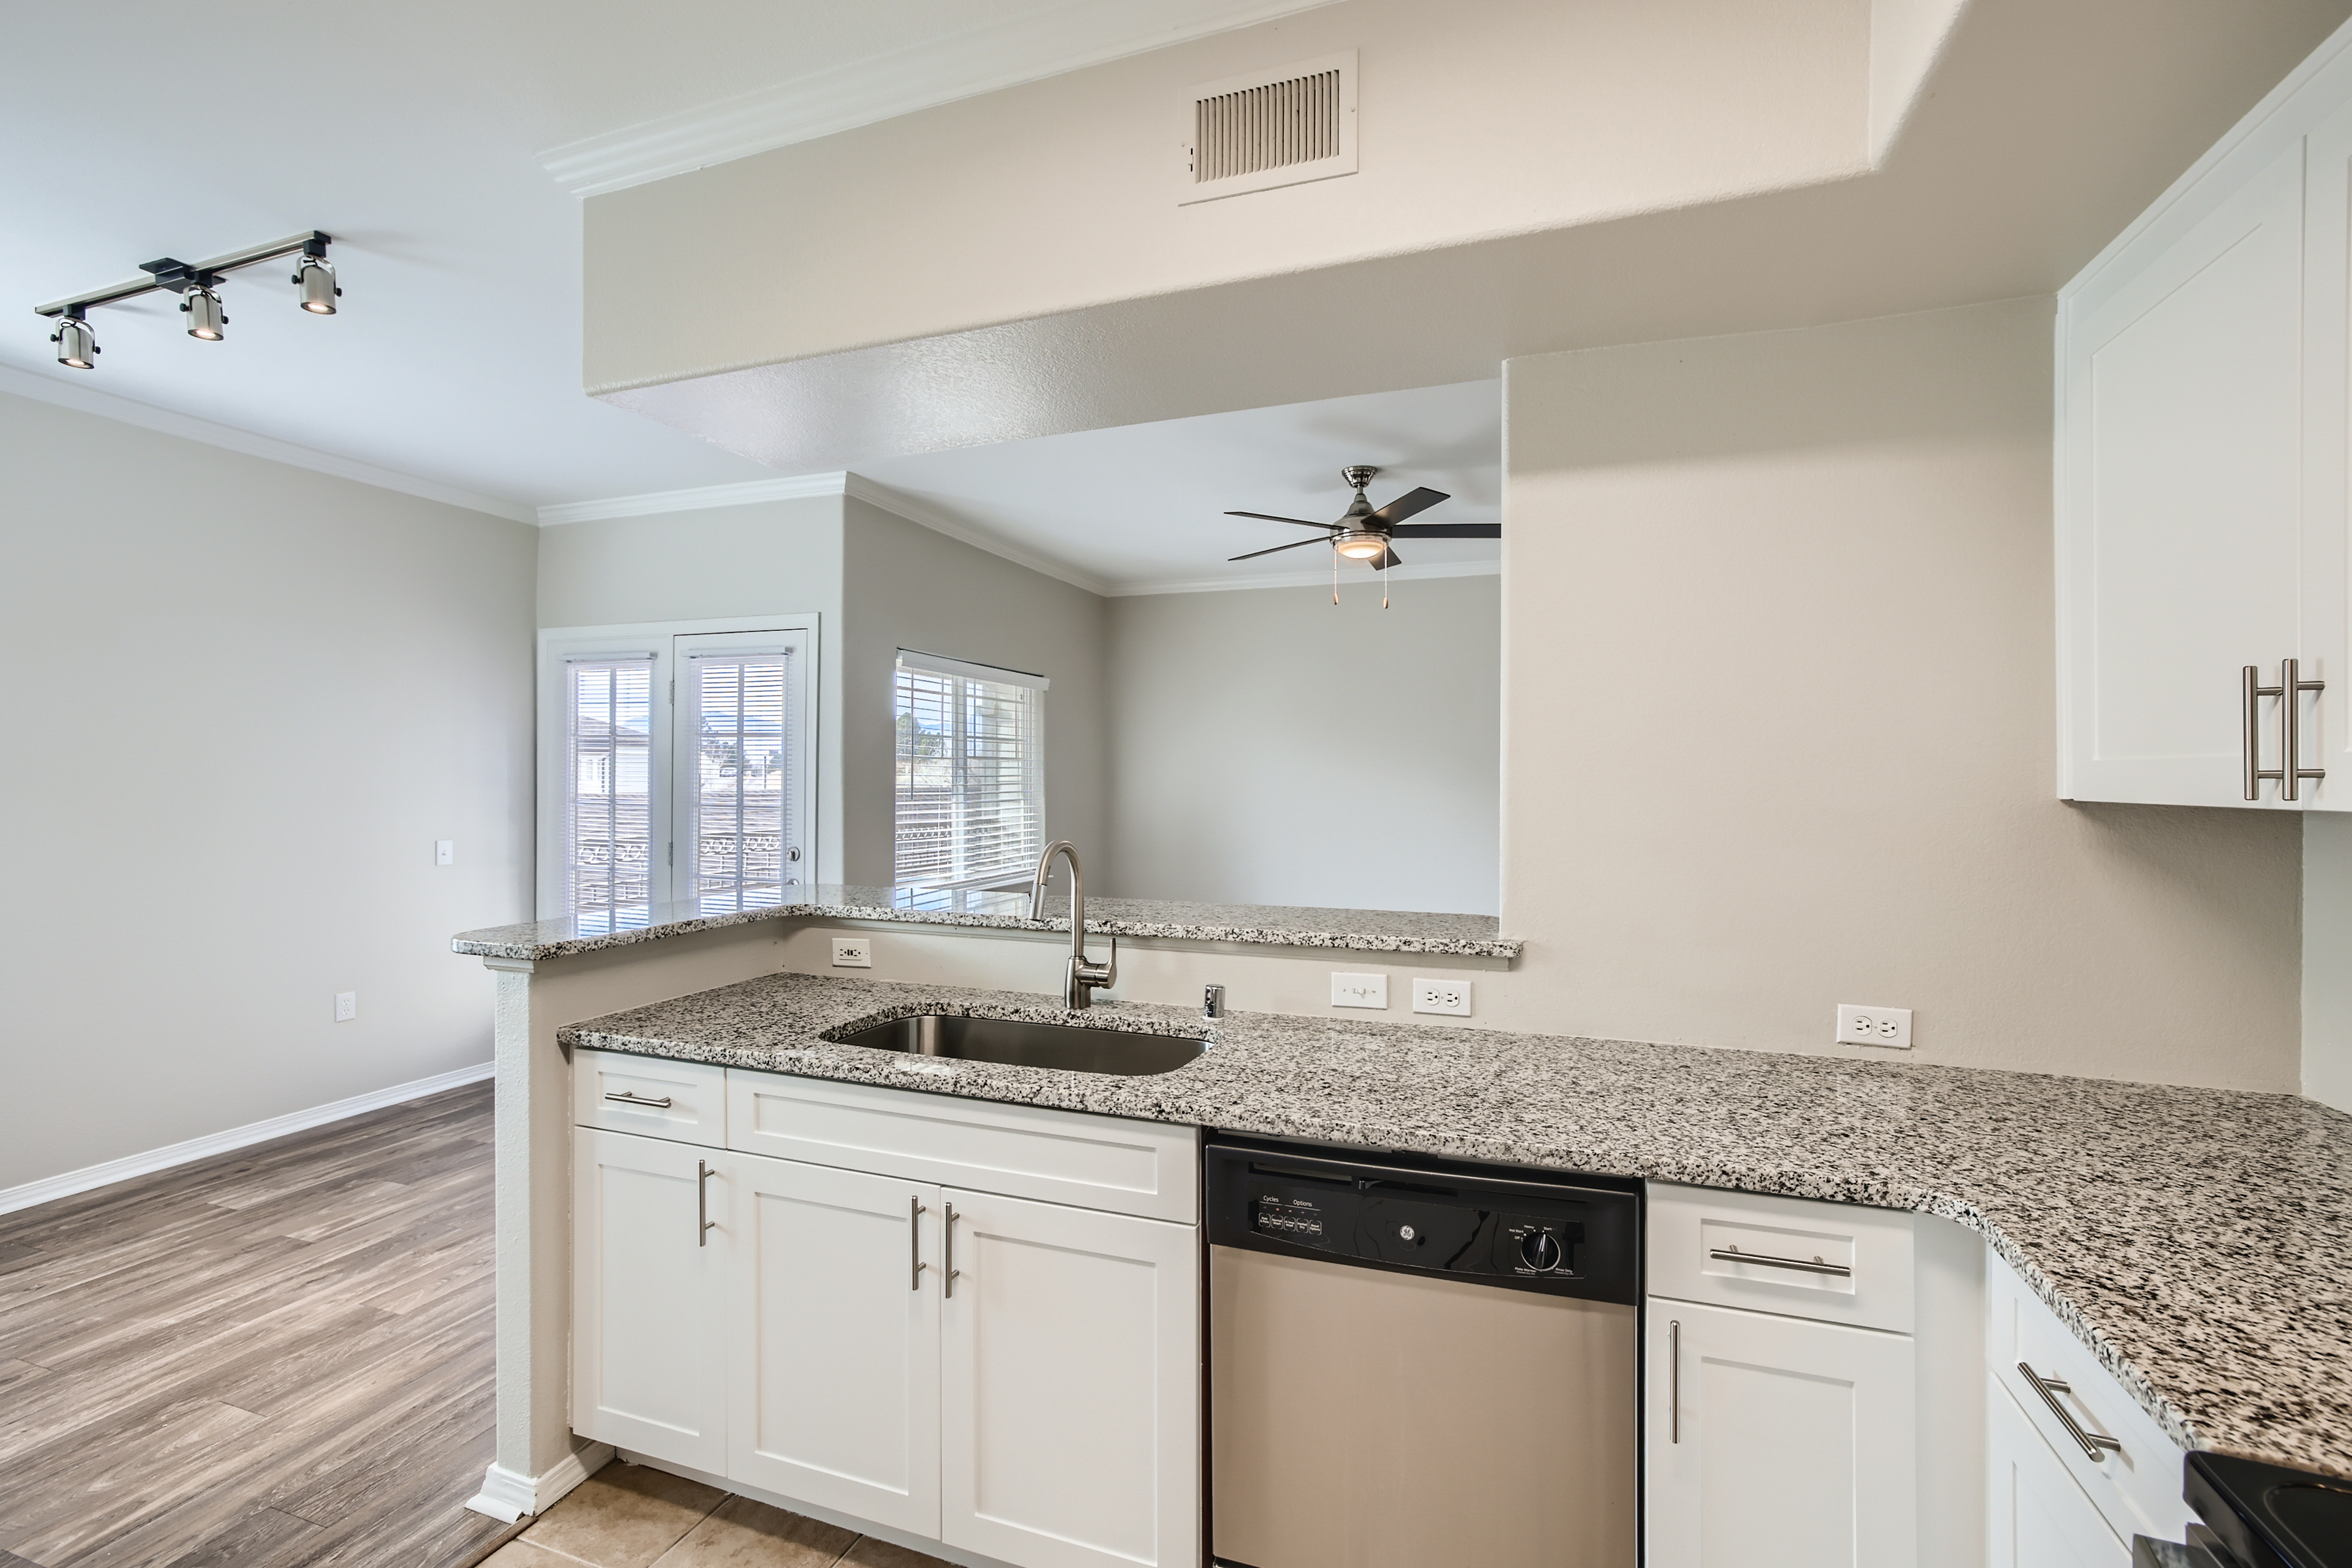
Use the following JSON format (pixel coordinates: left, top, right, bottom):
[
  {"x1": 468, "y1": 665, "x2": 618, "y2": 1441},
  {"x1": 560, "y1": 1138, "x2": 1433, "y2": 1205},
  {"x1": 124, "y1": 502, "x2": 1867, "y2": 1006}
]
[
  {"x1": 571, "y1": 1127, "x2": 729, "y2": 1474},
  {"x1": 725, "y1": 1153, "x2": 941, "y2": 1537},
  {"x1": 938, "y1": 1188, "x2": 1200, "y2": 1568},
  {"x1": 2059, "y1": 139, "x2": 2308, "y2": 808}
]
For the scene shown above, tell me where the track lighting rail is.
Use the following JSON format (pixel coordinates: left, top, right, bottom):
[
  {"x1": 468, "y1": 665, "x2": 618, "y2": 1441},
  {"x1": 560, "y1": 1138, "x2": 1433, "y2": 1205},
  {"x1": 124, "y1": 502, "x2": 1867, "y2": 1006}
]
[{"x1": 34, "y1": 231, "x2": 333, "y2": 318}]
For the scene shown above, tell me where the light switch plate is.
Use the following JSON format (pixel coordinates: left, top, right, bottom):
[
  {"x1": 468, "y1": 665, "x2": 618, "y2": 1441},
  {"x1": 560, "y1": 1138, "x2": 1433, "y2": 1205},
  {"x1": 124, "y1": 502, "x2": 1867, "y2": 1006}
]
[
  {"x1": 434, "y1": 840, "x2": 455, "y2": 866},
  {"x1": 1836, "y1": 1004, "x2": 1912, "y2": 1048},
  {"x1": 831, "y1": 938, "x2": 873, "y2": 968},
  {"x1": 1331, "y1": 972, "x2": 1388, "y2": 1009},
  {"x1": 1411, "y1": 978, "x2": 1472, "y2": 1016}
]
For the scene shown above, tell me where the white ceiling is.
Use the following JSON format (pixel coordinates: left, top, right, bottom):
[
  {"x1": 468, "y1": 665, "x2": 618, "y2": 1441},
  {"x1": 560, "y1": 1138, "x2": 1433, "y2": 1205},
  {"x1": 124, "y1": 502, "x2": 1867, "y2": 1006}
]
[
  {"x1": 854, "y1": 377, "x2": 1501, "y2": 594},
  {"x1": 0, "y1": 0, "x2": 1323, "y2": 514}
]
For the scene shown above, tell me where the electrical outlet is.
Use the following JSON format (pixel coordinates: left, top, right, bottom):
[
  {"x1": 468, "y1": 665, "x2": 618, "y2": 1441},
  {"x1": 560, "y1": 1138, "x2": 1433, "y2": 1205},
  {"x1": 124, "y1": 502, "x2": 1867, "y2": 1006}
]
[
  {"x1": 831, "y1": 938, "x2": 872, "y2": 969},
  {"x1": 1331, "y1": 973, "x2": 1388, "y2": 1009},
  {"x1": 334, "y1": 992, "x2": 357, "y2": 1022},
  {"x1": 1836, "y1": 1004, "x2": 1912, "y2": 1048},
  {"x1": 434, "y1": 840, "x2": 455, "y2": 865},
  {"x1": 1412, "y1": 978, "x2": 1473, "y2": 1017}
]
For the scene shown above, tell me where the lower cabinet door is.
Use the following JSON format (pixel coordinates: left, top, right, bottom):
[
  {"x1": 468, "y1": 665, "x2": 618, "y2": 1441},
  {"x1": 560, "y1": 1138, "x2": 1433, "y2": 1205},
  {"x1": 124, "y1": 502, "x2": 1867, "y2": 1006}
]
[
  {"x1": 1646, "y1": 1298, "x2": 1917, "y2": 1568},
  {"x1": 727, "y1": 1153, "x2": 941, "y2": 1537},
  {"x1": 939, "y1": 1187, "x2": 1200, "y2": 1568},
  {"x1": 572, "y1": 1127, "x2": 728, "y2": 1472},
  {"x1": 1989, "y1": 1380, "x2": 2131, "y2": 1568}
]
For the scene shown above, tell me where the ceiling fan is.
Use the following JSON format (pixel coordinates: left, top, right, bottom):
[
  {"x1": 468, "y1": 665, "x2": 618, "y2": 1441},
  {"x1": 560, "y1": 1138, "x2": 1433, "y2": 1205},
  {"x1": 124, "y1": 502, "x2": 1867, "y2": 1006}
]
[{"x1": 1224, "y1": 464, "x2": 1501, "y2": 570}]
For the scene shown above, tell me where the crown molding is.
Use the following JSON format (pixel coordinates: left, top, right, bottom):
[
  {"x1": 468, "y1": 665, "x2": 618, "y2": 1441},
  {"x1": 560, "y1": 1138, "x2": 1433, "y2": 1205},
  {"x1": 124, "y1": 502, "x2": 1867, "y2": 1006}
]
[
  {"x1": 0, "y1": 365, "x2": 533, "y2": 523},
  {"x1": 535, "y1": 472, "x2": 849, "y2": 525},
  {"x1": 1103, "y1": 557, "x2": 1500, "y2": 597},
  {"x1": 538, "y1": 0, "x2": 1339, "y2": 198},
  {"x1": 842, "y1": 474, "x2": 1115, "y2": 596}
]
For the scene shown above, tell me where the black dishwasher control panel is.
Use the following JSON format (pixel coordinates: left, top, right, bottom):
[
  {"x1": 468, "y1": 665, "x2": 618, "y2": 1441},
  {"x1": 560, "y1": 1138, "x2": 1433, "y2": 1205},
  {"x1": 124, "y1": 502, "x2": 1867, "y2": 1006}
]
[{"x1": 1205, "y1": 1132, "x2": 1641, "y2": 1305}]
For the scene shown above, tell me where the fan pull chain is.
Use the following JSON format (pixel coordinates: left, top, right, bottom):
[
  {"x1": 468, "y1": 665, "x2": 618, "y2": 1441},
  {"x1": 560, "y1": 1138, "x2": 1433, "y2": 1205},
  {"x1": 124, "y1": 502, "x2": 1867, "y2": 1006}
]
[
  {"x1": 1331, "y1": 546, "x2": 1339, "y2": 606},
  {"x1": 1381, "y1": 553, "x2": 1389, "y2": 610}
]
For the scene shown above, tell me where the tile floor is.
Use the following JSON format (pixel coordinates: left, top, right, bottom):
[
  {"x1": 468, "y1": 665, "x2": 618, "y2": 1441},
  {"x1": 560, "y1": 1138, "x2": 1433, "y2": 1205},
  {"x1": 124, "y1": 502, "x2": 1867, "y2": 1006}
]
[{"x1": 482, "y1": 1464, "x2": 955, "y2": 1568}]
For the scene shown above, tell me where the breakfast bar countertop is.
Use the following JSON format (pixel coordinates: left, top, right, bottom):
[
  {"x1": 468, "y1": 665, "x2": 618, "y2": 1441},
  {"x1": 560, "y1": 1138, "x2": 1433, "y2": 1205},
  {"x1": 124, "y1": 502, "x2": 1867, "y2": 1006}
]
[{"x1": 558, "y1": 969, "x2": 2352, "y2": 1482}]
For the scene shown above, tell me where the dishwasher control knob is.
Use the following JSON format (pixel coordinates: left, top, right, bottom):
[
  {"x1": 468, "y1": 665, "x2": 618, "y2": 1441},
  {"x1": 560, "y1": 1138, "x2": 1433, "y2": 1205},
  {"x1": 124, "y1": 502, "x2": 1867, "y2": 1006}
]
[{"x1": 1519, "y1": 1231, "x2": 1563, "y2": 1272}]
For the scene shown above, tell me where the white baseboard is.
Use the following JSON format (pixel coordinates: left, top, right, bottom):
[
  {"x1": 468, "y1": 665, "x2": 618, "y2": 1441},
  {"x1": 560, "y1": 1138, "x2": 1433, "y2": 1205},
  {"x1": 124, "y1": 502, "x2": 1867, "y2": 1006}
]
[
  {"x1": 0, "y1": 1060, "x2": 495, "y2": 1217},
  {"x1": 467, "y1": 1444, "x2": 613, "y2": 1522}
]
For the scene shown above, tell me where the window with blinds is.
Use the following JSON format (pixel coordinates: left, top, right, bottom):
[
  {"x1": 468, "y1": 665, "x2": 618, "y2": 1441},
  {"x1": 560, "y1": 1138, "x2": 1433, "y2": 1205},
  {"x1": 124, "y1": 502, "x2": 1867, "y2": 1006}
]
[
  {"x1": 687, "y1": 650, "x2": 794, "y2": 913},
  {"x1": 566, "y1": 655, "x2": 655, "y2": 932},
  {"x1": 894, "y1": 651, "x2": 1047, "y2": 890}
]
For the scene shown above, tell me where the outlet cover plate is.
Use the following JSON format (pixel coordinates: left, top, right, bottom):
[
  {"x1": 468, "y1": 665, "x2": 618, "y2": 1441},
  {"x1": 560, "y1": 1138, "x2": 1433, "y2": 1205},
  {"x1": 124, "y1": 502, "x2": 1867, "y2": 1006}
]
[
  {"x1": 1836, "y1": 1004, "x2": 1912, "y2": 1048},
  {"x1": 831, "y1": 938, "x2": 873, "y2": 969},
  {"x1": 1331, "y1": 972, "x2": 1388, "y2": 1009},
  {"x1": 333, "y1": 991, "x2": 357, "y2": 1022},
  {"x1": 1411, "y1": 978, "x2": 1472, "y2": 1017}
]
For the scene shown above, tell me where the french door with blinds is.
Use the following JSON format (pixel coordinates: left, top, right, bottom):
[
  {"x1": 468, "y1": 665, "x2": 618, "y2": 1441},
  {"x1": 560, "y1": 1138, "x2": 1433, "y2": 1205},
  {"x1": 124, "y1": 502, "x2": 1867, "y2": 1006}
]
[{"x1": 540, "y1": 619, "x2": 818, "y2": 928}]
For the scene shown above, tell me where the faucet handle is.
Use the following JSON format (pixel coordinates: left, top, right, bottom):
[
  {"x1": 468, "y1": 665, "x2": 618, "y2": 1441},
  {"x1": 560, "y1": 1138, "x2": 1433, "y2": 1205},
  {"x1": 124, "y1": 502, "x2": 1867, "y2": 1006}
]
[{"x1": 1203, "y1": 984, "x2": 1226, "y2": 1020}]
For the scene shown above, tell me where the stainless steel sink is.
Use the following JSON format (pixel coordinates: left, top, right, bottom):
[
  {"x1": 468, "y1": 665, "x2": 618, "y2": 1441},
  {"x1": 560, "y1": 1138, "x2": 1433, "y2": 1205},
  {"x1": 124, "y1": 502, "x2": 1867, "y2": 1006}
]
[{"x1": 833, "y1": 1013, "x2": 1207, "y2": 1076}]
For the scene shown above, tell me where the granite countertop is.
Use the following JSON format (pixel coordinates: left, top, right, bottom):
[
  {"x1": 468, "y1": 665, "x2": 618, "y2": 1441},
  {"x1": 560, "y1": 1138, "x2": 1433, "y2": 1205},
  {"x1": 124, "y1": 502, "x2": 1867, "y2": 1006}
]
[
  {"x1": 451, "y1": 885, "x2": 1518, "y2": 962},
  {"x1": 561, "y1": 970, "x2": 2352, "y2": 1480}
]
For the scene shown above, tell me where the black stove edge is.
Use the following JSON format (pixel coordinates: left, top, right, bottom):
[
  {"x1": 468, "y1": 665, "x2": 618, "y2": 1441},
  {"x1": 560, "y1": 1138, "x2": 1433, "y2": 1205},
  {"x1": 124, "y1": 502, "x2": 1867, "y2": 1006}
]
[{"x1": 2189, "y1": 1451, "x2": 2352, "y2": 1568}]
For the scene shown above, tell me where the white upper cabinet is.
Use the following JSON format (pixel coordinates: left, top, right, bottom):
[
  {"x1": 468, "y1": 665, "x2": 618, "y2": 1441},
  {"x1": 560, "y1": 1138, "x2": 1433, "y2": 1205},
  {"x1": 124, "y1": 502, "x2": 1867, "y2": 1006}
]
[{"x1": 2059, "y1": 20, "x2": 2352, "y2": 809}]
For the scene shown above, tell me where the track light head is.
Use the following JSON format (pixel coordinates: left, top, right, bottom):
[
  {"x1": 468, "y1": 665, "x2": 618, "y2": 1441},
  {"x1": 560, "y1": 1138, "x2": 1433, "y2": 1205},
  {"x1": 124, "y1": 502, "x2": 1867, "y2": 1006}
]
[
  {"x1": 181, "y1": 282, "x2": 225, "y2": 340},
  {"x1": 49, "y1": 308, "x2": 97, "y2": 368},
  {"x1": 293, "y1": 254, "x2": 339, "y2": 314}
]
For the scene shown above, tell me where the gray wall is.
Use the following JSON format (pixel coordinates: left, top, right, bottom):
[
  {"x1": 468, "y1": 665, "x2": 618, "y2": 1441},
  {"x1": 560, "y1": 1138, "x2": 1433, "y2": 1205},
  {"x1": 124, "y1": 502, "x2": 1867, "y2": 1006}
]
[
  {"x1": 1104, "y1": 574, "x2": 1501, "y2": 913},
  {"x1": 0, "y1": 391, "x2": 536, "y2": 1196},
  {"x1": 841, "y1": 498, "x2": 1108, "y2": 888},
  {"x1": 1497, "y1": 299, "x2": 2304, "y2": 1090}
]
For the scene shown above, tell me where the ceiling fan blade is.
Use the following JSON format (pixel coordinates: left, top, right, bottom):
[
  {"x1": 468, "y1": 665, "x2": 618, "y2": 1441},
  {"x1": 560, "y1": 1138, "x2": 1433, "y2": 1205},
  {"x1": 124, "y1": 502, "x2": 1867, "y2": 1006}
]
[
  {"x1": 1370, "y1": 547, "x2": 1403, "y2": 569},
  {"x1": 1367, "y1": 487, "x2": 1449, "y2": 527},
  {"x1": 1388, "y1": 523, "x2": 1501, "y2": 538},
  {"x1": 1226, "y1": 510, "x2": 1341, "y2": 529},
  {"x1": 1228, "y1": 536, "x2": 1331, "y2": 563}
]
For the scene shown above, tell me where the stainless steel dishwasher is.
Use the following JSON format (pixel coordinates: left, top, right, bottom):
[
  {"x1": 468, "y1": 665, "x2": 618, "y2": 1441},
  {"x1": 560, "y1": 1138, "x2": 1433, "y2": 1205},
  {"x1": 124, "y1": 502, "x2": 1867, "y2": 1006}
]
[{"x1": 1206, "y1": 1134, "x2": 1641, "y2": 1568}]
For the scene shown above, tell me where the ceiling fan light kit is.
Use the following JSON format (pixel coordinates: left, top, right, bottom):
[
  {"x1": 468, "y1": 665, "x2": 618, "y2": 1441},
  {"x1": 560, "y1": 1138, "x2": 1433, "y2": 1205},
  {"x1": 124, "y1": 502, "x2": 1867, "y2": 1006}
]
[
  {"x1": 33, "y1": 230, "x2": 340, "y2": 368},
  {"x1": 1222, "y1": 463, "x2": 1501, "y2": 607}
]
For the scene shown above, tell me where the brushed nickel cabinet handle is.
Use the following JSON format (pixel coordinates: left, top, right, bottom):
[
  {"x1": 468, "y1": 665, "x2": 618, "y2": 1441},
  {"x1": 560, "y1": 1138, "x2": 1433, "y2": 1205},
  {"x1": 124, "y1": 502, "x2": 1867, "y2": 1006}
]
[
  {"x1": 1669, "y1": 1319, "x2": 1681, "y2": 1444},
  {"x1": 2283, "y1": 657, "x2": 2327, "y2": 802},
  {"x1": 604, "y1": 1090, "x2": 674, "y2": 1109},
  {"x1": 943, "y1": 1202, "x2": 958, "y2": 1298},
  {"x1": 1708, "y1": 1244, "x2": 1852, "y2": 1278},
  {"x1": 2018, "y1": 1362, "x2": 2123, "y2": 1462},
  {"x1": 910, "y1": 1196, "x2": 926, "y2": 1291},
  {"x1": 696, "y1": 1160, "x2": 716, "y2": 1247}
]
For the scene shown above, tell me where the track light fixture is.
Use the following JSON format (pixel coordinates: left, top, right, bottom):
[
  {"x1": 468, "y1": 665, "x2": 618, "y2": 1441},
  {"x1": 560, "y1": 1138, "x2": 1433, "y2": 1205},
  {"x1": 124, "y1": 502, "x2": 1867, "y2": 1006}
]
[
  {"x1": 49, "y1": 306, "x2": 97, "y2": 369},
  {"x1": 32, "y1": 230, "x2": 339, "y2": 368}
]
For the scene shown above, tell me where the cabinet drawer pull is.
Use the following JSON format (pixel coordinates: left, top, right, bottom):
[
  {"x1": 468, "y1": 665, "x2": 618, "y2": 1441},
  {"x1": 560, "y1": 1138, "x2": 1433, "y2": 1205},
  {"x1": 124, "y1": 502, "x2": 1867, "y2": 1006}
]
[
  {"x1": 1708, "y1": 1244, "x2": 1852, "y2": 1278},
  {"x1": 604, "y1": 1090, "x2": 674, "y2": 1109},
  {"x1": 2017, "y1": 1361, "x2": 2123, "y2": 1462},
  {"x1": 943, "y1": 1202, "x2": 959, "y2": 1298},
  {"x1": 910, "y1": 1196, "x2": 926, "y2": 1291},
  {"x1": 1668, "y1": 1318, "x2": 1681, "y2": 1444},
  {"x1": 696, "y1": 1160, "x2": 717, "y2": 1247}
]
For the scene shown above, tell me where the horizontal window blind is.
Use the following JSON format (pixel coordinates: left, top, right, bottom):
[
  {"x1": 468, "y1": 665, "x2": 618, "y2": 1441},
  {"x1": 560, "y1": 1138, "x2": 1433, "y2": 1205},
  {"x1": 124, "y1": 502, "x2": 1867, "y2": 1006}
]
[
  {"x1": 894, "y1": 656, "x2": 1044, "y2": 891},
  {"x1": 688, "y1": 650, "x2": 795, "y2": 914},
  {"x1": 566, "y1": 656, "x2": 654, "y2": 933}
]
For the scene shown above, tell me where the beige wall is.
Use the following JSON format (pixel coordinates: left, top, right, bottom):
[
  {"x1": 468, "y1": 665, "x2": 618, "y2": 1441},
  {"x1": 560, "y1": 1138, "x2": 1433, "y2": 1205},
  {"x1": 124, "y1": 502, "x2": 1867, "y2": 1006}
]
[
  {"x1": 0, "y1": 391, "x2": 537, "y2": 1195},
  {"x1": 840, "y1": 498, "x2": 1109, "y2": 887},
  {"x1": 1104, "y1": 574, "x2": 1500, "y2": 911},
  {"x1": 1496, "y1": 299, "x2": 2304, "y2": 1090}
]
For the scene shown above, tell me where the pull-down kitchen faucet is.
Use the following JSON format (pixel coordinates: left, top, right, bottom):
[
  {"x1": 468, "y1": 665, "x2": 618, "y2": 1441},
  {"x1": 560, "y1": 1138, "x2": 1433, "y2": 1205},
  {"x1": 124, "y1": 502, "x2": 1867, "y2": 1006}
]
[{"x1": 1030, "y1": 839, "x2": 1116, "y2": 1009}]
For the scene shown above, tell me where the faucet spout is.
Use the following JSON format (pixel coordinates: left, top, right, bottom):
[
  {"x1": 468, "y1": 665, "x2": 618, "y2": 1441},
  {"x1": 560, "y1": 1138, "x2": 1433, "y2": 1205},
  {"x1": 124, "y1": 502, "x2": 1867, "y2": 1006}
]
[{"x1": 1030, "y1": 840, "x2": 1117, "y2": 1009}]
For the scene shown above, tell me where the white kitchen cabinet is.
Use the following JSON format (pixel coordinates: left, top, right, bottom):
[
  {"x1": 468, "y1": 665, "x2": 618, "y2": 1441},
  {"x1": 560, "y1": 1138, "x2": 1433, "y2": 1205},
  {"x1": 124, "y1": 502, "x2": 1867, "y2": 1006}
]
[
  {"x1": 727, "y1": 1156, "x2": 941, "y2": 1536},
  {"x1": 939, "y1": 1187, "x2": 1200, "y2": 1568},
  {"x1": 2057, "y1": 21, "x2": 2352, "y2": 808},
  {"x1": 1644, "y1": 1298, "x2": 1918, "y2": 1568},
  {"x1": 1988, "y1": 1379, "x2": 2130, "y2": 1568},
  {"x1": 571, "y1": 1126, "x2": 728, "y2": 1473}
]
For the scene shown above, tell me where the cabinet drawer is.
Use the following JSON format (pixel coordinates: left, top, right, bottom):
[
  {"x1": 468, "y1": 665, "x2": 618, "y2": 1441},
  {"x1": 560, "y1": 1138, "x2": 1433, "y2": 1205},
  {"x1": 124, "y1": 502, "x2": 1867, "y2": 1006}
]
[
  {"x1": 1646, "y1": 1183, "x2": 1915, "y2": 1333},
  {"x1": 574, "y1": 1049, "x2": 727, "y2": 1148},
  {"x1": 727, "y1": 1070, "x2": 1199, "y2": 1223},
  {"x1": 1987, "y1": 1252, "x2": 2190, "y2": 1547}
]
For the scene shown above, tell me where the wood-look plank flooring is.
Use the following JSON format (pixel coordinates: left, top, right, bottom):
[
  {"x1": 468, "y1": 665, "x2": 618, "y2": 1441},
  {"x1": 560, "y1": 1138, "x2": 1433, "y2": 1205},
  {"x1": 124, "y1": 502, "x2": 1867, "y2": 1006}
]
[{"x1": 0, "y1": 1082, "x2": 515, "y2": 1568}]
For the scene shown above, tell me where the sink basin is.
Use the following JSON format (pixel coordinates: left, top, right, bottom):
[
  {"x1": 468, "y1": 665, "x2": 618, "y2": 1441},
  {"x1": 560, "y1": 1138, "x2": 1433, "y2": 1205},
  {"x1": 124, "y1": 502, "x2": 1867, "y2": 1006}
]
[{"x1": 833, "y1": 1013, "x2": 1207, "y2": 1076}]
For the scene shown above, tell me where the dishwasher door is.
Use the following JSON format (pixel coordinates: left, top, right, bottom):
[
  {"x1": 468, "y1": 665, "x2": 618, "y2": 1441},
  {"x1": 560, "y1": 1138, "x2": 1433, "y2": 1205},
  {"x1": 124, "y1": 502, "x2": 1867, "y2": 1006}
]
[{"x1": 1206, "y1": 1133, "x2": 1640, "y2": 1568}]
